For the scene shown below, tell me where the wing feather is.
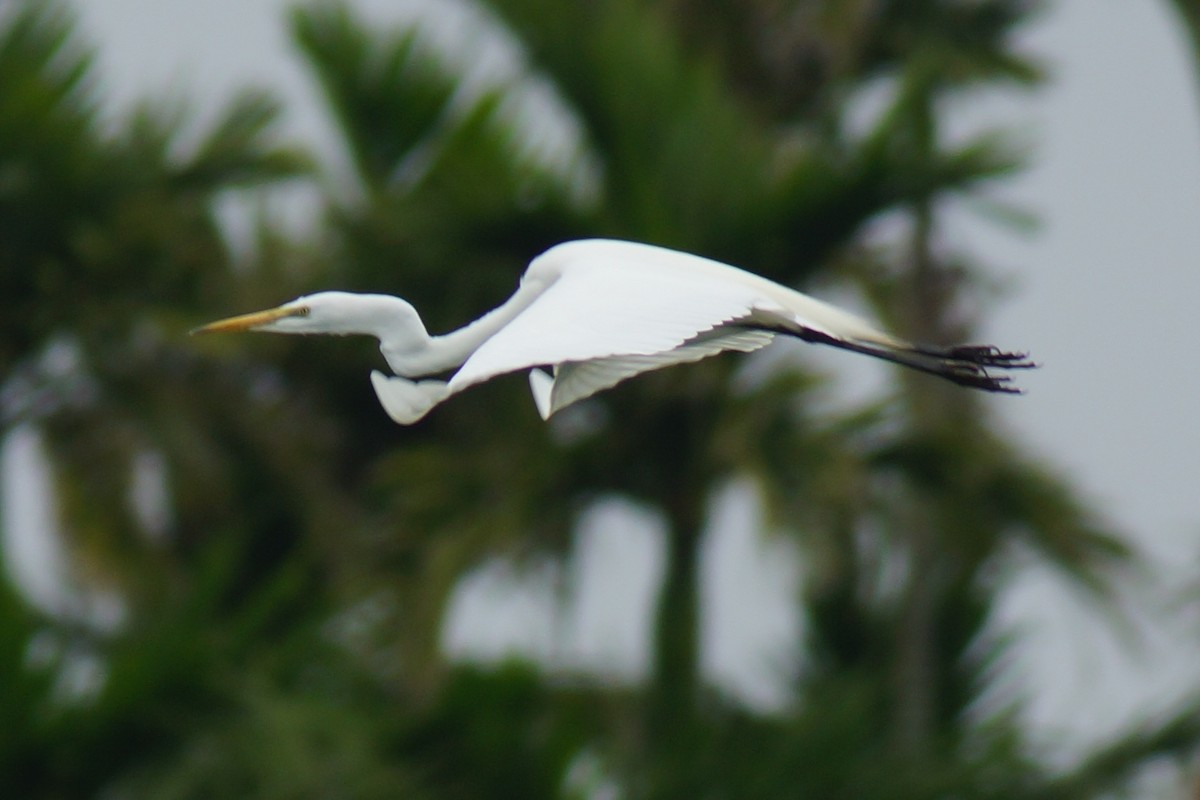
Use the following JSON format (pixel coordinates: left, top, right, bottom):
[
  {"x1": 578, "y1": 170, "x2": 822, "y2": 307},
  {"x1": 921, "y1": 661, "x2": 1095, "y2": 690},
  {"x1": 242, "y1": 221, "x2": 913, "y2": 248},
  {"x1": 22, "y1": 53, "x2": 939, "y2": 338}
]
[
  {"x1": 536, "y1": 329, "x2": 774, "y2": 418},
  {"x1": 448, "y1": 254, "x2": 780, "y2": 395}
]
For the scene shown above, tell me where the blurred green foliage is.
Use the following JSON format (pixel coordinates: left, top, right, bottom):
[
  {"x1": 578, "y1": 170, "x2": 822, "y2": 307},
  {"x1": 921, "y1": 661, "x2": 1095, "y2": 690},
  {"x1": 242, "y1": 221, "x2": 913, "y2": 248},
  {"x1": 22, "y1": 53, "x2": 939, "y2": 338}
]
[{"x1": 1, "y1": 1, "x2": 1198, "y2": 797}]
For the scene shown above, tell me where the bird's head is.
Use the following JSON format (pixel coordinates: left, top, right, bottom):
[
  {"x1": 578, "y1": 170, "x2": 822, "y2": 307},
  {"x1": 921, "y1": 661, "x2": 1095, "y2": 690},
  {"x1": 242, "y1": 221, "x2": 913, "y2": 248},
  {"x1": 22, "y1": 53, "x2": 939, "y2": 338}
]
[{"x1": 191, "y1": 291, "x2": 426, "y2": 339}]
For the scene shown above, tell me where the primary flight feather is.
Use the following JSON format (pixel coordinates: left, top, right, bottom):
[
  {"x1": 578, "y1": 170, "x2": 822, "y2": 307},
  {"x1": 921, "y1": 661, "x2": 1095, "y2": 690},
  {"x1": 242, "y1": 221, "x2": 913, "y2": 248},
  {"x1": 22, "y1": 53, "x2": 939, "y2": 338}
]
[{"x1": 192, "y1": 239, "x2": 1035, "y2": 424}]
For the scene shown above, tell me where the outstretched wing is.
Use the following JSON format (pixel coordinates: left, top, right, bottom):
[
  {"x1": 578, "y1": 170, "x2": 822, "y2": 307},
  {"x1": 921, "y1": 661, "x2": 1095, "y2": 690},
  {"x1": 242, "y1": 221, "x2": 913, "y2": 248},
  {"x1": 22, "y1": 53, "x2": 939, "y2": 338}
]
[
  {"x1": 447, "y1": 249, "x2": 786, "y2": 406},
  {"x1": 439, "y1": 239, "x2": 1032, "y2": 422},
  {"x1": 528, "y1": 328, "x2": 775, "y2": 419}
]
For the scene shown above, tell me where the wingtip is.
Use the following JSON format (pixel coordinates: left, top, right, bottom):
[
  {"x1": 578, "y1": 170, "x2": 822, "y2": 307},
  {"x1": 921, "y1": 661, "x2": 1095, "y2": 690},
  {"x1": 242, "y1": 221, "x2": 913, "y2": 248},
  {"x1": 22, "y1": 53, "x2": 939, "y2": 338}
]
[
  {"x1": 369, "y1": 370, "x2": 451, "y2": 425},
  {"x1": 528, "y1": 369, "x2": 555, "y2": 420}
]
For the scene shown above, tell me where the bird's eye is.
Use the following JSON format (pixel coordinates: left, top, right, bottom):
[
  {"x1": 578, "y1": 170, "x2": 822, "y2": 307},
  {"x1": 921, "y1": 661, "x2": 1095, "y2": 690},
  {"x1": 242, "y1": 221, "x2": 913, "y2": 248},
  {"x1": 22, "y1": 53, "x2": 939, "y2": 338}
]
[{"x1": 296, "y1": 306, "x2": 310, "y2": 317}]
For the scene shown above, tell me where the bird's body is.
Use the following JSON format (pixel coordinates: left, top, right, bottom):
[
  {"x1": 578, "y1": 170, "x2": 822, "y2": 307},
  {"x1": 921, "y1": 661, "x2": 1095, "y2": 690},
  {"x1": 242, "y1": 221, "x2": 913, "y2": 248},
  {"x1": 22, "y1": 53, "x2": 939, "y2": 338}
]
[{"x1": 193, "y1": 239, "x2": 1034, "y2": 424}]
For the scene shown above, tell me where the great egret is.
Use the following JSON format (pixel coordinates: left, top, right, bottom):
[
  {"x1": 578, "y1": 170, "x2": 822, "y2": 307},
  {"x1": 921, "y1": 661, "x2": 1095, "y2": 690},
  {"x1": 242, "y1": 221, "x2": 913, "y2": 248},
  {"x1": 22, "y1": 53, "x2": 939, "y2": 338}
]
[{"x1": 192, "y1": 239, "x2": 1034, "y2": 424}]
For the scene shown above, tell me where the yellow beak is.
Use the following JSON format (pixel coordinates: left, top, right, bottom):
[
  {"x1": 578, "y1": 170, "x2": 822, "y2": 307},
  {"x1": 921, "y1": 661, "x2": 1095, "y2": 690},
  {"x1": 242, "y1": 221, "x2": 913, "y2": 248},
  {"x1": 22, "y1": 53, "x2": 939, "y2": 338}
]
[{"x1": 190, "y1": 305, "x2": 305, "y2": 335}]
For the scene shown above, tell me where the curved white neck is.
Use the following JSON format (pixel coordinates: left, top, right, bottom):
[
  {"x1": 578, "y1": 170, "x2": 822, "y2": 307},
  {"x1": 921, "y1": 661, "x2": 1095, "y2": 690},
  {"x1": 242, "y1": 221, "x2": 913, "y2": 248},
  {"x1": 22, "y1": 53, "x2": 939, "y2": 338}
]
[{"x1": 382, "y1": 279, "x2": 543, "y2": 376}]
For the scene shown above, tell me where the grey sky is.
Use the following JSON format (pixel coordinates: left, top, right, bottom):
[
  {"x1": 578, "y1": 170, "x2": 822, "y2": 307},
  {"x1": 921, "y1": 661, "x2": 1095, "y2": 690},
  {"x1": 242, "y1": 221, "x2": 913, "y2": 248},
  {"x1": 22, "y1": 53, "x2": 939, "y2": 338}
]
[
  {"x1": 972, "y1": 0, "x2": 1200, "y2": 748},
  {"x1": 49, "y1": 0, "x2": 1200, "y2": 761}
]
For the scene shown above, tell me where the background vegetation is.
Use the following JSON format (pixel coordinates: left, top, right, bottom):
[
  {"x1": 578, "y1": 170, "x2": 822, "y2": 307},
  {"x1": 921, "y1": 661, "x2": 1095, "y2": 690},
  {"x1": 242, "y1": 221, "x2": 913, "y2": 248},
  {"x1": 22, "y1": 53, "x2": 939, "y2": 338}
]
[{"x1": 2, "y1": 0, "x2": 1198, "y2": 797}]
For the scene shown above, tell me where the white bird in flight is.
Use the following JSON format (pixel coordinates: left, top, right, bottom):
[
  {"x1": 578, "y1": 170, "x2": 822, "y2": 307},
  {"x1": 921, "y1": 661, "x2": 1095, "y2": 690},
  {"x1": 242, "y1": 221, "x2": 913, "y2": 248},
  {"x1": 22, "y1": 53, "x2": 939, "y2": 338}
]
[{"x1": 193, "y1": 239, "x2": 1034, "y2": 424}]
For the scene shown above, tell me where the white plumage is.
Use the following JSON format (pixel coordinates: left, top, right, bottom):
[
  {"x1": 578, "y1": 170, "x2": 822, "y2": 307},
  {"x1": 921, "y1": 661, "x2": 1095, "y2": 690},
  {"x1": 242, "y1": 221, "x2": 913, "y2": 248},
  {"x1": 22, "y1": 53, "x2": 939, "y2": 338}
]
[{"x1": 193, "y1": 239, "x2": 1034, "y2": 424}]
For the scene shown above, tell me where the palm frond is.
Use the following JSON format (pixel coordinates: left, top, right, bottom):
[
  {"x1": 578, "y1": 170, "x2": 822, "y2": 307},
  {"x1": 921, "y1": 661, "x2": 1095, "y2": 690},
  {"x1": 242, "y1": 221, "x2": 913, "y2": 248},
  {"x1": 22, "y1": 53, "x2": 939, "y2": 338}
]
[{"x1": 291, "y1": 3, "x2": 462, "y2": 193}]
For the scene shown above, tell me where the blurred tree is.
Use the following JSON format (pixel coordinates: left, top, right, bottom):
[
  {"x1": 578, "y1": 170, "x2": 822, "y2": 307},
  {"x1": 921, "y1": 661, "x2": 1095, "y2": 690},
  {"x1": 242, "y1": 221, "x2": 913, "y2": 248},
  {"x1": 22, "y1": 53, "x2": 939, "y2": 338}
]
[
  {"x1": 0, "y1": 2, "x2": 357, "y2": 795},
  {"x1": 1167, "y1": 0, "x2": 1200, "y2": 94}
]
